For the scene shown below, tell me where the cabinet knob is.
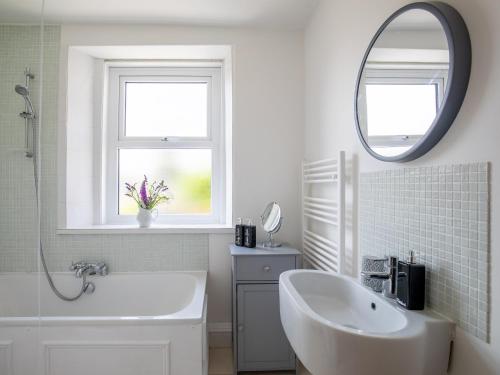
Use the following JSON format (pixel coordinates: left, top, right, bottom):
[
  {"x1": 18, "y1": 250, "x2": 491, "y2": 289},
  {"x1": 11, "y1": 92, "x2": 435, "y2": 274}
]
[
  {"x1": 263, "y1": 266, "x2": 271, "y2": 272},
  {"x1": 238, "y1": 325, "x2": 244, "y2": 331}
]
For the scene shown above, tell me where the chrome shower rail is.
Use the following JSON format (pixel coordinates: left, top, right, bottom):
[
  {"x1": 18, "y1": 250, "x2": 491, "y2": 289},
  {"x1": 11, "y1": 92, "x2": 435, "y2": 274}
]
[{"x1": 15, "y1": 67, "x2": 35, "y2": 158}]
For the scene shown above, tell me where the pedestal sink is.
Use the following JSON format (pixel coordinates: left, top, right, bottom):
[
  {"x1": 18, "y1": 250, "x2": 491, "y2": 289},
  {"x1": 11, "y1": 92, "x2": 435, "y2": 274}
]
[{"x1": 279, "y1": 270, "x2": 454, "y2": 375}]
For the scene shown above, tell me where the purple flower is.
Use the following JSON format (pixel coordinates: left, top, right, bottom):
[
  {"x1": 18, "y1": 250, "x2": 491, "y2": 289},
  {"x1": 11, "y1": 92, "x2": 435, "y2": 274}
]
[
  {"x1": 140, "y1": 176, "x2": 149, "y2": 207},
  {"x1": 124, "y1": 175, "x2": 171, "y2": 211}
]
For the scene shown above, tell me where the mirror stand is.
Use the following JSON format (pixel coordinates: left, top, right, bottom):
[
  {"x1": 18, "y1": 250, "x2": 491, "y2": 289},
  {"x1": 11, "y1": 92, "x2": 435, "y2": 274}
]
[
  {"x1": 260, "y1": 202, "x2": 283, "y2": 248},
  {"x1": 261, "y1": 217, "x2": 283, "y2": 248}
]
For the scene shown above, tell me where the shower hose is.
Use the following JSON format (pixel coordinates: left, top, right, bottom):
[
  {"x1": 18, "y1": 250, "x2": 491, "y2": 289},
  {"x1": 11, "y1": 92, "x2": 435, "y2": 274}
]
[{"x1": 32, "y1": 122, "x2": 88, "y2": 302}]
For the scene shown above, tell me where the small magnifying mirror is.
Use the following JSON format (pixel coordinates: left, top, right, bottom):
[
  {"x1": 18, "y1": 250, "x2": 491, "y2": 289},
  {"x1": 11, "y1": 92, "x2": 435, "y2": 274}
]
[{"x1": 260, "y1": 202, "x2": 283, "y2": 248}]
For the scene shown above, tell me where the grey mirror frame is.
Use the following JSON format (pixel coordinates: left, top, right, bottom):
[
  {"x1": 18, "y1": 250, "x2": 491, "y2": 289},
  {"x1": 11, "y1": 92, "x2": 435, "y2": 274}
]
[{"x1": 354, "y1": 1, "x2": 471, "y2": 162}]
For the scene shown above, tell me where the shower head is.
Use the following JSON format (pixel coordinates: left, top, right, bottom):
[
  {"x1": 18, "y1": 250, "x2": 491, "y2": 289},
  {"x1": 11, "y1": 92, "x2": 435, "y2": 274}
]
[
  {"x1": 15, "y1": 84, "x2": 29, "y2": 96},
  {"x1": 15, "y1": 84, "x2": 35, "y2": 117}
]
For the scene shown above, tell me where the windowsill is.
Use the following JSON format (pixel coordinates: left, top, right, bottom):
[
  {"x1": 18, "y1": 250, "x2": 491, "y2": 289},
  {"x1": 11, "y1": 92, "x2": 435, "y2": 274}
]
[{"x1": 56, "y1": 224, "x2": 234, "y2": 235}]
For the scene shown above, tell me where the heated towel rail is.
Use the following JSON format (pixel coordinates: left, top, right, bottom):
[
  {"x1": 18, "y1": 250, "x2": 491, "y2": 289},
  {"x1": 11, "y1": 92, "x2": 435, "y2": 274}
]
[{"x1": 302, "y1": 151, "x2": 346, "y2": 273}]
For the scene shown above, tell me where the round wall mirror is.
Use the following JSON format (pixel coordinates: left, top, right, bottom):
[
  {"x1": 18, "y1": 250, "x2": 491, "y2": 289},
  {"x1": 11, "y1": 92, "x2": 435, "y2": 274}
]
[
  {"x1": 260, "y1": 202, "x2": 283, "y2": 248},
  {"x1": 354, "y1": 2, "x2": 471, "y2": 162}
]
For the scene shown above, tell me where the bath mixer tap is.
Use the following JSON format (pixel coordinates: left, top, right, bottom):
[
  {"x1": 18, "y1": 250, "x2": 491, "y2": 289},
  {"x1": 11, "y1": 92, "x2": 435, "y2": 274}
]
[
  {"x1": 361, "y1": 256, "x2": 398, "y2": 298},
  {"x1": 70, "y1": 261, "x2": 108, "y2": 278}
]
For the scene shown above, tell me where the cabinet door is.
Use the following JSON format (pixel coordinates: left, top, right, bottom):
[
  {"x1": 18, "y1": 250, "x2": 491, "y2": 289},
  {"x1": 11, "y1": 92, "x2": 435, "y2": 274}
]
[{"x1": 237, "y1": 284, "x2": 295, "y2": 371}]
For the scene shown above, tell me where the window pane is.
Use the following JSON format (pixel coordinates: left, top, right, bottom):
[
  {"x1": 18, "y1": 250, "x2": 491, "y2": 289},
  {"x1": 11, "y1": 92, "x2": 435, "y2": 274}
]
[
  {"x1": 366, "y1": 84, "x2": 437, "y2": 136},
  {"x1": 125, "y1": 82, "x2": 208, "y2": 137},
  {"x1": 119, "y1": 149, "x2": 211, "y2": 215}
]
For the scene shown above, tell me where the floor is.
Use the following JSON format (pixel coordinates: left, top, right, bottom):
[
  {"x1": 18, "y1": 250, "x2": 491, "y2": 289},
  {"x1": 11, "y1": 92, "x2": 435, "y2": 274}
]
[{"x1": 208, "y1": 347, "x2": 296, "y2": 375}]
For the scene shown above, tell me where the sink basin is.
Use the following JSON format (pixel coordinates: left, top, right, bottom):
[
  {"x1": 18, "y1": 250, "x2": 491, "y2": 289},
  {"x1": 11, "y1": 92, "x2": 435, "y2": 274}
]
[{"x1": 279, "y1": 270, "x2": 454, "y2": 375}]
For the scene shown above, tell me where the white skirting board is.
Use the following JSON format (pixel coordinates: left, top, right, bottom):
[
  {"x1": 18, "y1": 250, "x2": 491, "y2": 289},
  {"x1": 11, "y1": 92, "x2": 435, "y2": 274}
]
[{"x1": 208, "y1": 322, "x2": 232, "y2": 348}]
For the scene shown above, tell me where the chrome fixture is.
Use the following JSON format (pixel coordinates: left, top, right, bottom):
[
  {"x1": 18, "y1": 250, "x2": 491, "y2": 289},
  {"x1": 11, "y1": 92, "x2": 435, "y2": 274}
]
[
  {"x1": 70, "y1": 261, "x2": 109, "y2": 278},
  {"x1": 361, "y1": 256, "x2": 398, "y2": 298},
  {"x1": 68, "y1": 262, "x2": 109, "y2": 295},
  {"x1": 15, "y1": 84, "x2": 35, "y2": 117},
  {"x1": 14, "y1": 68, "x2": 35, "y2": 157}
]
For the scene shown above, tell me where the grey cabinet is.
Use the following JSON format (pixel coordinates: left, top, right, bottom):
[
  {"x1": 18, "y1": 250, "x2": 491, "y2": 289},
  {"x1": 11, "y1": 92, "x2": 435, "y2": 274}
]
[
  {"x1": 236, "y1": 284, "x2": 295, "y2": 371},
  {"x1": 230, "y1": 244, "x2": 300, "y2": 373}
]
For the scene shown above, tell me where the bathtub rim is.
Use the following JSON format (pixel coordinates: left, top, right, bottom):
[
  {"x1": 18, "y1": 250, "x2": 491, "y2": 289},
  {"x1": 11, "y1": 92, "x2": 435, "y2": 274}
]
[{"x1": 0, "y1": 270, "x2": 207, "y2": 327}]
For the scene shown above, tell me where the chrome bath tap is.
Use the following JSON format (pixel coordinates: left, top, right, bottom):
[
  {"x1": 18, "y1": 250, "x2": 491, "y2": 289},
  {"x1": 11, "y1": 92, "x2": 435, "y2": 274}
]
[
  {"x1": 70, "y1": 261, "x2": 108, "y2": 278},
  {"x1": 361, "y1": 256, "x2": 398, "y2": 298}
]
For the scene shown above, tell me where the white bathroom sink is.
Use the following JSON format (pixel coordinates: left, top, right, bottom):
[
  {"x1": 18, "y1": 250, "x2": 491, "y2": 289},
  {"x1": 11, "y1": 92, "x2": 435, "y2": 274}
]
[{"x1": 279, "y1": 270, "x2": 455, "y2": 375}]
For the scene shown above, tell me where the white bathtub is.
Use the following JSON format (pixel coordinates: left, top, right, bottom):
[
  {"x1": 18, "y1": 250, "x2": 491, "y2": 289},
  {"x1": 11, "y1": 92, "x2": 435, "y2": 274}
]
[{"x1": 0, "y1": 271, "x2": 207, "y2": 375}]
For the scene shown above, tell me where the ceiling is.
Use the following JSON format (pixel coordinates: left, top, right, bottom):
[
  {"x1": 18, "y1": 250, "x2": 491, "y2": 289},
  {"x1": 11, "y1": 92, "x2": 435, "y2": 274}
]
[{"x1": 0, "y1": 0, "x2": 318, "y2": 29}]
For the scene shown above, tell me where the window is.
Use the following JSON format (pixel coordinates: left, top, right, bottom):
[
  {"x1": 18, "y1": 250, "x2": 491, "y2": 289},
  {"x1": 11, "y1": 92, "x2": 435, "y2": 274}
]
[
  {"x1": 365, "y1": 83, "x2": 438, "y2": 137},
  {"x1": 104, "y1": 65, "x2": 226, "y2": 225}
]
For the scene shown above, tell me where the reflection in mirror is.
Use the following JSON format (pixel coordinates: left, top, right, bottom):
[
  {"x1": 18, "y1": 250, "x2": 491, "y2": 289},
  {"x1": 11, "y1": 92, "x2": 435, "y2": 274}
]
[
  {"x1": 357, "y1": 9, "x2": 449, "y2": 158},
  {"x1": 260, "y1": 202, "x2": 283, "y2": 248}
]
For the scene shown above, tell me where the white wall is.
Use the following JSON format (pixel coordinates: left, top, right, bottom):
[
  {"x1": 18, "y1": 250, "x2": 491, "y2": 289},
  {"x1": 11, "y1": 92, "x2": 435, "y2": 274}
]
[
  {"x1": 65, "y1": 47, "x2": 94, "y2": 227},
  {"x1": 304, "y1": 0, "x2": 499, "y2": 373},
  {"x1": 54, "y1": 24, "x2": 304, "y2": 336}
]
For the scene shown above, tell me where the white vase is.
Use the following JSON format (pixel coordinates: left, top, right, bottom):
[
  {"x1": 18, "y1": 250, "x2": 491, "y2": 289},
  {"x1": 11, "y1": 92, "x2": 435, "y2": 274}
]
[{"x1": 136, "y1": 208, "x2": 158, "y2": 228}]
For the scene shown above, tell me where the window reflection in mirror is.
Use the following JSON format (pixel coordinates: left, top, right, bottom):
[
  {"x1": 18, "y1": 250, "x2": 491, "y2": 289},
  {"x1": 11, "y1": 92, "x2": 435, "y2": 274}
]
[{"x1": 357, "y1": 9, "x2": 449, "y2": 158}]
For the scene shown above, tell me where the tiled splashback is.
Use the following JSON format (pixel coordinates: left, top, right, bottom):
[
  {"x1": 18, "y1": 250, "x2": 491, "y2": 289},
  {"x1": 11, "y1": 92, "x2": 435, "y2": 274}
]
[
  {"x1": 360, "y1": 163, "x2": 489, "y2": 341},
  {"x1": 0, "y1": 25, "x2": 41, "y2": 273},
  {"x1": 41, "y1": 234, "x2": 209, "y2": 272}
]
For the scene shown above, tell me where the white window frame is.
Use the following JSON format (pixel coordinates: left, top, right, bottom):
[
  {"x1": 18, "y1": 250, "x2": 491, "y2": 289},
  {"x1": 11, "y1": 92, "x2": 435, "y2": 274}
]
[
  {"x1": 358, "y1": 67, "x2": 448, "y2": 149},
  {"x1": 103, "y1": 63, "x2": 226, "y2": 225}
]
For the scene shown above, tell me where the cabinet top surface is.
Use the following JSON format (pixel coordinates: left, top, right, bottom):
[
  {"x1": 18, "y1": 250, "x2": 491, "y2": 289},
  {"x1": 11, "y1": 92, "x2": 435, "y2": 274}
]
[{"x1": 230, "y1": 243, "x2": 301, "y2": 256}]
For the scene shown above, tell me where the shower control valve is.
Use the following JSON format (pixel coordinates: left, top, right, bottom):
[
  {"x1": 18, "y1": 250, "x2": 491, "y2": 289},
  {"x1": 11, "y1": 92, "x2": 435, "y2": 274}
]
[{"x1": 70, "y1": 261, "x2": 109, "y2": 278}]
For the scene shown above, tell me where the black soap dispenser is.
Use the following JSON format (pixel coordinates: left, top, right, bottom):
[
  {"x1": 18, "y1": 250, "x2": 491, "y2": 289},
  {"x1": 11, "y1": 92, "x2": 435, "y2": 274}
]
[
  {"x1": 243, "y1": 218, "x2": 256, "y2": 248},
  {"x1": 235, "y1": 218, "x2": 244, "y2": 246},
  {"x1": 397, "y1": 251, "x2": 426, "y2": 310}
]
